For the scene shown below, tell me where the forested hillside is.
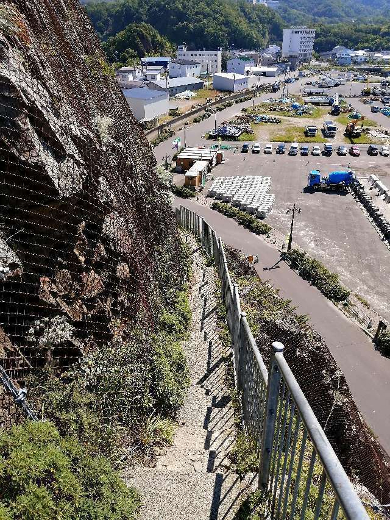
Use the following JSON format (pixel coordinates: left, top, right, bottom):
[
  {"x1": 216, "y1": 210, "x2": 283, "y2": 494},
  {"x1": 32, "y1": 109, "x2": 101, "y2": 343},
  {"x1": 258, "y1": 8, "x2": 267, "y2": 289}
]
[
  {"x1": 276, "y1": 0, "x2": 390, "y2": 24},
  {"x1": 84, "y1": 0, "x2": 284, "y2": 51},
  {"x1": 314, "y1": 22, "x2": 390, "y2": 52}
]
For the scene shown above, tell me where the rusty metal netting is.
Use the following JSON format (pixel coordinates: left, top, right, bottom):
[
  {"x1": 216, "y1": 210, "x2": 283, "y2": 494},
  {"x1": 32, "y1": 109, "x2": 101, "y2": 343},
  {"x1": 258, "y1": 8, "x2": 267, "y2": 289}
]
[{"x1": 0, "y1": 0, "x2": 184, "y2": 422}]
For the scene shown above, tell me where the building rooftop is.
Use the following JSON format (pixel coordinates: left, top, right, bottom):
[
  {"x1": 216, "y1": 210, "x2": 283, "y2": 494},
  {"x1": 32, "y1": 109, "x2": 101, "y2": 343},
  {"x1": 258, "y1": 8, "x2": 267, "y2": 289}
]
[
  {"x1": 213, "y1": 72, "x2": 247, "y2": 80},
  {"x1": 172, "y1": 59, "x2": 201, "y2": 66},
  {"x1": 141, "y1": 57, "x2": 171, "y2": 62},
  {"x1": 150, "y1": 77, "x2": 204, "y2": 88},
  {"x1": 122, "y1": 87, "x2": 167, "y2": 100}
]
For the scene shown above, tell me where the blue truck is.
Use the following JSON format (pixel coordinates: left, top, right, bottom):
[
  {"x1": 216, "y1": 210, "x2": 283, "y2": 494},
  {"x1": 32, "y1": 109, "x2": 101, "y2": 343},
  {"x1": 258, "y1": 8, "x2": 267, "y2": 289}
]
[{"x1": 306, "y1": 170, "x2": 356, "y2": 191}]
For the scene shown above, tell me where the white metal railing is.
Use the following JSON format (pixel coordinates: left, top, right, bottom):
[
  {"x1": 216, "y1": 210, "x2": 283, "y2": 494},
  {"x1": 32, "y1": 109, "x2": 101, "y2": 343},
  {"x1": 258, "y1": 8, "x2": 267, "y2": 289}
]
[{"x1": 176, "y1": 205, "x2": 368, "y2": 519}]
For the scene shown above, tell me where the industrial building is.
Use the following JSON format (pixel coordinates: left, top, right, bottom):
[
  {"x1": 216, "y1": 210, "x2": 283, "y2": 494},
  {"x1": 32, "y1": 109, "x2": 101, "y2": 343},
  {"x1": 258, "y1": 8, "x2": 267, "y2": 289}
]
[
  {"x1": 177, "y1": 45, "x2": 222, "y2": 74},
  {"x1": 122, "y1": 87, "x2": 169, "y2": 121},
  {"x1": 282, "y1": 26, "x2": 315, "y2": 62}
]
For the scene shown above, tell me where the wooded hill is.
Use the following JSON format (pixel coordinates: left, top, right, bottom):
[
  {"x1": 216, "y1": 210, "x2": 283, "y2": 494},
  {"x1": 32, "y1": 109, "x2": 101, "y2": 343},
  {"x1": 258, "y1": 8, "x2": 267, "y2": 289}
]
[{"x1": 84, "y1": 0, "x2": 285, "y2": 51}]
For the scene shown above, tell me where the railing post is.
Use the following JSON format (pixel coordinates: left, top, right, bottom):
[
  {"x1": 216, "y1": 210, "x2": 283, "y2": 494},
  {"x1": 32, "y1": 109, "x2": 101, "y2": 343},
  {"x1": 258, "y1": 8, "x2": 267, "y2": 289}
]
[{"x1": 259, "y1": 342, "x2": 285, "y2": 490}]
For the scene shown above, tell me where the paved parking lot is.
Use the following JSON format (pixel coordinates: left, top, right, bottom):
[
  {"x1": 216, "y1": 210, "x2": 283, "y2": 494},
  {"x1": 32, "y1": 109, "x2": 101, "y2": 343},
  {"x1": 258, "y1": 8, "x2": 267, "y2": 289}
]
[{"x1": 206, "y1": 147, "x2": 390, "y2": 321}]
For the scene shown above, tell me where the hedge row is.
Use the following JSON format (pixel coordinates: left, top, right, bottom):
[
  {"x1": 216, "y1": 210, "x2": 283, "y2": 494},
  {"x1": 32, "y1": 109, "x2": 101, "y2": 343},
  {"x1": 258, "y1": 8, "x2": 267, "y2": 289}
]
[
  {"x1": 284, "y1": 248, "x2": 350, "y2": 302},
  {"x1": 172, "y1": 185, "x2": 196, "y2": 198},
  {"x1": 211, "y1": 202, "x2": 271, "y2": 235}
]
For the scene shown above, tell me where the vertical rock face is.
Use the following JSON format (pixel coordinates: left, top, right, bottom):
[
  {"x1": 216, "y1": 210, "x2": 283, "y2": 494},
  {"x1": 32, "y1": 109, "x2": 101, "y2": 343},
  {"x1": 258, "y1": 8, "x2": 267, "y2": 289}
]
[{"x1": 0, "y1": 0, "x2": 182, "y2": 375}]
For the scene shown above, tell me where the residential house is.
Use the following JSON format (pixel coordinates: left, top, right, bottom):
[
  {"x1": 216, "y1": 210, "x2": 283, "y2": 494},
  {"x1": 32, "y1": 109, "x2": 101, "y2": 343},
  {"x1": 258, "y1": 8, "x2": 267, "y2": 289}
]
[{"x1": 116, "y1": 67, "x2": 143, "y2": 88}]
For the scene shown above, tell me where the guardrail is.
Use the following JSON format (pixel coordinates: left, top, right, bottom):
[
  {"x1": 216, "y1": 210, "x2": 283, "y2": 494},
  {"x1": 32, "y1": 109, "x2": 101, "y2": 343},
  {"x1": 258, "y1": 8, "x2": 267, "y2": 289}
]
[{"x1": 176, "y1": 205, "x2": 368, "y2": 519}]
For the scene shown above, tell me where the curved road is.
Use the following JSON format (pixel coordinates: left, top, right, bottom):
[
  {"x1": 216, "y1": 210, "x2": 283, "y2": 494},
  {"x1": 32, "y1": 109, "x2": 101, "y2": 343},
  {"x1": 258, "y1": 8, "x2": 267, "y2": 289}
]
[
  {"x1": 153, "y1": 77, "x2": 390, "y2": 454},
  {"x1": 176, "y1": 198, "x2": 390, "y2": 455}
]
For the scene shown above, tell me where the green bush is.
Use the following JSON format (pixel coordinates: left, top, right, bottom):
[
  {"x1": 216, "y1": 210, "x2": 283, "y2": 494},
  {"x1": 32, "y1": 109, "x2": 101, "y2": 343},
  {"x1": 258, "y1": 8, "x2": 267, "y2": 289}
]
[
  {"x1": 171, "y1": 185, "x2": 196, "y2": 198},
  {"x1": 211, "y1": 202, "x2": 271, "y2": 235},
  {"x1": 377, "y1": 330, "x2": 390, "y2": 356},
  {"x1": 0, "y1": 421, "x2": 140, "y2": 520},
  {"x1": 284, "y1": 249, "x2": 350, "y2": 302}
]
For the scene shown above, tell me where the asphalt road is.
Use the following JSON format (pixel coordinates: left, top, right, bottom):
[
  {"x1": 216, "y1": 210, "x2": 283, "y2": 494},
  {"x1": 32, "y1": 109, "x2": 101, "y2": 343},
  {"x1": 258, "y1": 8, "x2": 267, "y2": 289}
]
[
  {"x1": 175, "y1": 197, "x2": 390, "y2": 456},
  {"x1": 153, "y1": 77, "x2": 390, "y2": 454}
]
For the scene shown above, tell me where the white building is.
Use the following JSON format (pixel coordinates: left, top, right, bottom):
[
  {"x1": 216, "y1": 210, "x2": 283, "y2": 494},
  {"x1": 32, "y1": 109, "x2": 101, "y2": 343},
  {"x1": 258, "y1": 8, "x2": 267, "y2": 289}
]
[
  {"x1": 116, "y1": 67, "x2": 143, "y2": 88},
  {"x1": 351, "y1": 50, "x2": 369, "y2": 63},
  {"x1": 227, "y1": 57, "x2": 255, "y2": 75},
  {"x1": 282, "y1": 27, "x2": 315, "y2": 62},
  {"x1": 149, "y1": 77, "x2": 204, "y2": 96},
  {"x1": 213, "y1": 73, "x2": 249, "y2": 92},
  {"x1": 122, "y1": 87, "x2": 169, "y2": 121},
  {"x1": 177, "y1": 45, "x2": 222, "y2": 74},
  {"x1": 249, "y1": 66, "x2": 278, "y2": 77},
  {"x1": 169, "y1": 59, "x2": 202, "y2": 78}
]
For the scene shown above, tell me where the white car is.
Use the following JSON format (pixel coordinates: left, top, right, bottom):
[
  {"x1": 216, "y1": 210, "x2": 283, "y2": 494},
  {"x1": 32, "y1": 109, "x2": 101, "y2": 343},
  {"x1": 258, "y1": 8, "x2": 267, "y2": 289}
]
[
  {"x1": 312, "y1": 145, "x2": 321, "y2": 156},
  {"x1": 264, "y1": 144, "x2": 273, "y2": 154},
  {"x1": 252, "y1": 143, "x2": 261, "y2": 154},
  {"x1": 381, "y1": 145, "x2": 390, "y2": 156}
]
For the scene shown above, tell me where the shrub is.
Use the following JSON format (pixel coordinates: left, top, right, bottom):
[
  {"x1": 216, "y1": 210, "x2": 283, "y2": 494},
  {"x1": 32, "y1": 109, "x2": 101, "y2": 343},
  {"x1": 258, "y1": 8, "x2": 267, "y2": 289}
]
[
  {"x1": 0, "y1": 421, "x2": 140, "y2": 520},
  {"x1": 211, "y1": 202, "x2": 271, "y2": 235},
  {"x1": 284, "y1": 249, "x2": 350, "y2": 302},
  {"x1": 171, "y1": 185, "x2": 196, "y2": 198},
  {"x1": 377, "y1": 330, "x2": 390, "y2": 356}
]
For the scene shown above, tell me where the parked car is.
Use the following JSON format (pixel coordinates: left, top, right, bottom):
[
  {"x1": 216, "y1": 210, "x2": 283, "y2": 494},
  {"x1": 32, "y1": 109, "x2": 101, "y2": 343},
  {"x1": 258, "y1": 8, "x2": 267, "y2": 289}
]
[
  {"x1": 337, "y1": 145, "x2": 348, "y2": 156},
  {"x1": 276, "y1": 143, "x2": 285, "y2": 154},
  {"x1": 350, "y1": 145, "x2": 360, "y2": 157},
  {"x1": 289, "y1": 143, "x2": 299, "y2": 155},
  {"x1": 300, "y1": 145, "x2": 309, "y2": 156},
  {"x1": 367, "y1": 144, "x2": 379, "y2": 156},
  {"x1": 371, "y1": 105, "x2": 380, "y2": 113},
  {"x1": 312, "y1": 145, "x2": 321, "y2": 156},
  {"x1": 252, "y1": 142, "x2": 261, "y2": 154},
  {"x1": 381, "y1": 145, "x2": 390, "y2": 156},
  {"x1": 264, "y1": 144, "x2": 273, "y2": 154},
  {"x1": 241, "y1": 143, "x2": 249, "y2": 153},
  {"x1": 323, "y1": 144, "x2": 333, "y2": 156}
]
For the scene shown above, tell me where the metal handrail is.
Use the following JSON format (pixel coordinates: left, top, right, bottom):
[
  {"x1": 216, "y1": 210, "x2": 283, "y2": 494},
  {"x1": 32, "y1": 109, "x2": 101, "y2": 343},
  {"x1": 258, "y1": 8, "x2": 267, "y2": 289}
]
[
  {"x1": 177, "y1": 205, "x2": 368, "y2": 519},
  {"x1": 273, "y1": 343, "x2": 368, "y2": 519}
]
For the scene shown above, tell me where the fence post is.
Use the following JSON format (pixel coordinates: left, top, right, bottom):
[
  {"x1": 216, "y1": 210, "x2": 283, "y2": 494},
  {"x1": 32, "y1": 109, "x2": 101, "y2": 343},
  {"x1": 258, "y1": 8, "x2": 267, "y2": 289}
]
[{"x1": 259, "y1": 342, "x2": 285, "y2": 490}]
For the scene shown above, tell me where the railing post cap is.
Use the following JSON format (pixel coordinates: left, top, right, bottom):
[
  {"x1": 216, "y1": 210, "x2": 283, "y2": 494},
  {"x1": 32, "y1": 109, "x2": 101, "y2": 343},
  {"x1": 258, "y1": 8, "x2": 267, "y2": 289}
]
[{"x1": 272, "y1": 342, "x2": 285, "y2": 353}]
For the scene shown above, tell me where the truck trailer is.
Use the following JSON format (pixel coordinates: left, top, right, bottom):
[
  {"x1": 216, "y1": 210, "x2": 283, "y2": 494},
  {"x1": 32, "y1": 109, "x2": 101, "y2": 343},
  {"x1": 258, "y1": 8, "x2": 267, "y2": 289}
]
[{"x1": 306, "y1": 170, "x2": 356, "y2": 191}]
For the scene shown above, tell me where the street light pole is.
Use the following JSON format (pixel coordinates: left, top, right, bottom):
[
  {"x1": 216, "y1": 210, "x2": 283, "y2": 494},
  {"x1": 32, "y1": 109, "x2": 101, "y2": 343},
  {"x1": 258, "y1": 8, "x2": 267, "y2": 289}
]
[{"x1": 287, "y1": 203, "x2": 301, "y2": 251}]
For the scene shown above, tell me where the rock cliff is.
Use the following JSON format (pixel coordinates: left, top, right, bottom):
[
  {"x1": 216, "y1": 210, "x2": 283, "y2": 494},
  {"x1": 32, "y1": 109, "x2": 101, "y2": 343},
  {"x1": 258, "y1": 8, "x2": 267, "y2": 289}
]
[{"x1": 0, "y1": 0, "x2": 183, "y2": 380}]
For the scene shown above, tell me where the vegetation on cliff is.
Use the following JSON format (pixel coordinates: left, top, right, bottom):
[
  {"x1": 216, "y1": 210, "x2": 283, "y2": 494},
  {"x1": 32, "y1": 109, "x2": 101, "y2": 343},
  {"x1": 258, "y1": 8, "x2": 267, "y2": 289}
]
[{"x1": 0, "y1": 0, "x2": 193, "y2": 513}]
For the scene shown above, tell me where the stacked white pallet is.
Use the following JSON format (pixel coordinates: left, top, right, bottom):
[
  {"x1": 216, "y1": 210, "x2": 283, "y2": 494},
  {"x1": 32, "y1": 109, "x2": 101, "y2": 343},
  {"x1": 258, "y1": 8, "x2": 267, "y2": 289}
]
[{"x1": 207, "y1": 176, "x2": 275, "y2": 218}]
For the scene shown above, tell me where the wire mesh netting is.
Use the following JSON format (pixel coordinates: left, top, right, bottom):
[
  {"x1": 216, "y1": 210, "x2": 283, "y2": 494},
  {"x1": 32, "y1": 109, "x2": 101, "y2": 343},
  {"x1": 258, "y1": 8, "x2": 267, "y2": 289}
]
[{"x1": 0, "y1": 0, "x2": 185, "y2": 426}]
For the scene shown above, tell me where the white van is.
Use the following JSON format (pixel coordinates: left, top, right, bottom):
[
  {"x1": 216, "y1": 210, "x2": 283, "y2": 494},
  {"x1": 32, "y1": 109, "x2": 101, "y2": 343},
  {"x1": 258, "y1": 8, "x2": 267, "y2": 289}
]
[{"x1": 289, "y1": 143, "x2": 299, "y2": 156}]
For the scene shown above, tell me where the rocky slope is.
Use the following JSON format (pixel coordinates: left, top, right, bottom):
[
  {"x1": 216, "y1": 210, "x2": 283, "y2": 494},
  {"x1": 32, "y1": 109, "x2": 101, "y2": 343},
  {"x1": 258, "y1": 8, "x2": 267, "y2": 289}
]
[{"x1": 0, "y1": 0, "x2": 183, "y2": 384}]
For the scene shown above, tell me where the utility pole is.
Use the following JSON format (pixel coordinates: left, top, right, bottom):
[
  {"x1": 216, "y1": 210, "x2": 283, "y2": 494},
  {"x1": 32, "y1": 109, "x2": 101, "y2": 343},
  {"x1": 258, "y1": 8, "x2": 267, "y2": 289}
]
[{"x1": 287, "y1": 203, "x2": 301, "y2": 251}]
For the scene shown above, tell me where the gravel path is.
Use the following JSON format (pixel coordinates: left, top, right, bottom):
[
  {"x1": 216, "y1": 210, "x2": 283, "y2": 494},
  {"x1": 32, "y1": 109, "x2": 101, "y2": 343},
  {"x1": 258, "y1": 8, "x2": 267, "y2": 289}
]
[{"x1": 125, "y1": 236, "x2": 255, "y2": 519}]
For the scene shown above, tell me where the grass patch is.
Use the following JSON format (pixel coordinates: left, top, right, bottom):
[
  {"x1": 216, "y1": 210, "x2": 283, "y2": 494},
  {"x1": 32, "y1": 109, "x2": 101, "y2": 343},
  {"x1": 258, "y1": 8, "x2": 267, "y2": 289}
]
[
  {"x1": 343, "y1": 134, "x2": 375, "y2": 144},
  {"x1": 270, "y1": 126, "x2": 327, "y2": 143},
  {"x1": 245, "y1": 104, "x2": 327, "y2": 119},
  {"x1": 195, "y1": 88, "x2": 219, "y2": 99},
  {"x1": 283, "y1": 248, "x2": 350, "y2": 302},
  {"x1": 238, "y1": 132, "x2": 256, "y2": 142},
  {"x1": 355, "y1": 293, "x2": 370, "y2": 308},
  {"x1": 211, "y1": 202, "x2": 271, "y2": 235},
  {"x1": 336, "y1": 114, "x2": 378, "y2": 127}
]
